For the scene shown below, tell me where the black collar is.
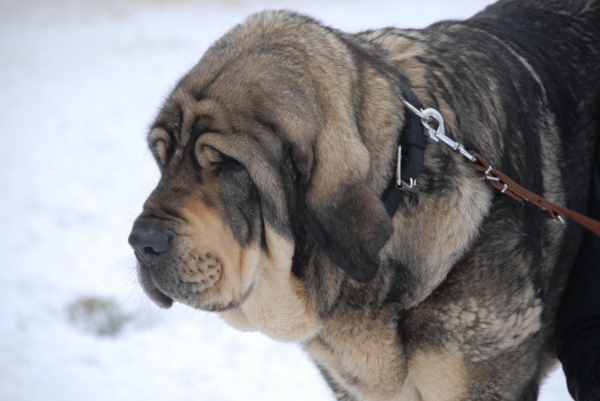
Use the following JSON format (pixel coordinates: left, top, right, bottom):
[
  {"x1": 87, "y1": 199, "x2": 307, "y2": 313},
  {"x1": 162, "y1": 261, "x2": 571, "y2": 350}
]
[{"x1": 382, "y1": 84, "x2": 427, "y2": 217}]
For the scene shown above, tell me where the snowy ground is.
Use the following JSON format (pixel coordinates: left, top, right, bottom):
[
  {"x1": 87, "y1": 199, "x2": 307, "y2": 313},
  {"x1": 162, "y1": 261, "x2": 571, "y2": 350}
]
[{"x1": 0, "y1": 0, "x2": 573, "y2": 400}]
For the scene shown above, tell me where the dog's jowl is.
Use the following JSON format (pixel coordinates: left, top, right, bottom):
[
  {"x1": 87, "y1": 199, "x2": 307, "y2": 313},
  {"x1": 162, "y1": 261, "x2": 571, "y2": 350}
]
[{"x1": 129, "y1": 0, "x2": 600, "y2": 399}]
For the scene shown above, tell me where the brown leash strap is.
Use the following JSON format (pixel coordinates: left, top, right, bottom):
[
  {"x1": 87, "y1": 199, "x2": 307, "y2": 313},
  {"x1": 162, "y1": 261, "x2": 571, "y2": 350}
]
[
  {"x1": 401, "y1": 102, "x2": 600, "y2": 237},
  {"x1": 469, "y1": 152, "x2": 600, "y2": 237}
]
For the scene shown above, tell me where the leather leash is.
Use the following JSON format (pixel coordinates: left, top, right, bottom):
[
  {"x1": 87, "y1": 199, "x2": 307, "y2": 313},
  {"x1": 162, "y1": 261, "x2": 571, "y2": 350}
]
[
  {"x1": 384, "y1": 93, "x2": 600, "y2": 237},
  {"x1": 469, "y1": 152, "x2": 600, "y2": 237}
]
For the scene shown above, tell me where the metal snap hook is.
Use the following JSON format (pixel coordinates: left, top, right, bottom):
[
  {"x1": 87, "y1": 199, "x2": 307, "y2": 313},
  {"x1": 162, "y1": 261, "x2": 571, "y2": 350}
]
[{"x1": 396, "y1": 145, "x2": 417, "y2": 189}]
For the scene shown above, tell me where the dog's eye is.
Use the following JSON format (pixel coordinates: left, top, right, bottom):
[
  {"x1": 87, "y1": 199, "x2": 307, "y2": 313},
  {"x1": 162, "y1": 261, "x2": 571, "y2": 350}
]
[
  {"x1": 219, "y1": 157, "x2": 244, "y2": 173},
  {"x1": 148, "y1": 127, "x2": 172, "y2": 166}
]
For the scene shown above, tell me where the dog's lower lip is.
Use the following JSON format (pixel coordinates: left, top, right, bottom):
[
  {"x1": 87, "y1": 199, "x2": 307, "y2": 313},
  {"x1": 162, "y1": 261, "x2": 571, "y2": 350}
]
[
  {"x1": 149, "y1": 275, "x2": 174, "y2": 309},
  {"x1": 137, "y1": 264, "x2": 173, "y2": 309}
]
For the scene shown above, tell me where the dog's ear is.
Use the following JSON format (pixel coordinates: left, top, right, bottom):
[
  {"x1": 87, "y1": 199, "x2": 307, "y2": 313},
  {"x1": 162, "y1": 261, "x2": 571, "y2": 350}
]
[{"x1": 295, "y1": 125, "x2": 394, "y2": 283}]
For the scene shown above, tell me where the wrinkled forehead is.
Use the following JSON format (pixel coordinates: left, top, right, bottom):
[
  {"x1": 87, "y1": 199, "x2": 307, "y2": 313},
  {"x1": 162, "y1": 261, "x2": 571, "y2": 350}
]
[
  {"x1": 168, "y1": 48, "x2": 318, "y2": 132},
  {"x1": 152, "y1": 86, "x2": 286, "y2": 164}
]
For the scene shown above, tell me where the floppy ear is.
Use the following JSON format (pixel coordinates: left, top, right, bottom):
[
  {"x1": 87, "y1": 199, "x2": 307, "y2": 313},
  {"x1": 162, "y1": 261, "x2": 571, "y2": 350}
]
[{"x1": 296, "y1": 124, "x2": 394, "y2": 283}]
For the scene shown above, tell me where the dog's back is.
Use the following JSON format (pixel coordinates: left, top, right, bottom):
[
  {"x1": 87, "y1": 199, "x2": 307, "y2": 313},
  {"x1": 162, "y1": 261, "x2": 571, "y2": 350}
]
[
  {"x1": 347, "y1": 1, "x2": 600, "y2": 399},
  {"x1": 466, "y1": 0, "x2": 600, "y2": 322},
  {"x1": 462, "y1": 0, "x2": 600, "y2": 318}
]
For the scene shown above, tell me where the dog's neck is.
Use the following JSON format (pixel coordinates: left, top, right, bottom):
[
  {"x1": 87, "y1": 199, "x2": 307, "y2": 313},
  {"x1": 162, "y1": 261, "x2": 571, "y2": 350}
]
[
  {"x1": 378, "y1": 31, "x2": 493, "y2": 306},
  {"x1": 303, "y1": 30, "x2": 493, "y2": 317}
]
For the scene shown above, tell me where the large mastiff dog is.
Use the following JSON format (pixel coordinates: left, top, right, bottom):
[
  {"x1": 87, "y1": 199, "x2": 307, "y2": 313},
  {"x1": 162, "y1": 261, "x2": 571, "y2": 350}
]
[{"x1": 128, "y1": 0, "x2": 600, "y2": 399}]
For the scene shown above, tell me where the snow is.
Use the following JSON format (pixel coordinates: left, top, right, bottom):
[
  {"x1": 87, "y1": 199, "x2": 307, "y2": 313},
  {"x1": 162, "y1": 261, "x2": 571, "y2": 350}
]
[{"x1": 0, "y1": 0, "x2": 572, "y2": 400}]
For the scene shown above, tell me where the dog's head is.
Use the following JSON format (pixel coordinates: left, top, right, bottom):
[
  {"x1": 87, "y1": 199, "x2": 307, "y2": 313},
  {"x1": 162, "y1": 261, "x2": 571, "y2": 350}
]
[{"x1": 129, "y1": 11, "x2": 395, "y2": 310}]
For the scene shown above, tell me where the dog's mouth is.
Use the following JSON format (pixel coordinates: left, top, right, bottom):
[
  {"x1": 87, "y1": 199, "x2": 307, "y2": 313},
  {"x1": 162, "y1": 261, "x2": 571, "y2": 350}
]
[
  {"x1": 136, "y1": 259, "x2": 254, "y2": 312},
  {"x1": 137, "y1": 263, "x2": 173, "y2": 309}
]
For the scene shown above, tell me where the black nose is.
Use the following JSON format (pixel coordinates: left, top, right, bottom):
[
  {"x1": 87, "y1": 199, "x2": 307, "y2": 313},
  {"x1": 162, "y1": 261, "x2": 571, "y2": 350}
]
[{"x1": 128, "y1": 220, "x2": 171, "y2": 262}]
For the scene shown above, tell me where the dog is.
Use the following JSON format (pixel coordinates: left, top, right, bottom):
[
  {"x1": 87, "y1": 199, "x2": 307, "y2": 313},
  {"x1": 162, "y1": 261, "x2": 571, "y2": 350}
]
[{"x1": 128, "y1": 0, "x2": 600, "y2": 399}]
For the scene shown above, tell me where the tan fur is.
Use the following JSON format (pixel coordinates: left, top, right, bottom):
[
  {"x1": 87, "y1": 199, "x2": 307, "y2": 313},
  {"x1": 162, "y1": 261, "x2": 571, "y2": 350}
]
[
  {"x1": 304, "y1": 305, "x2": 409, "y2": 401},
  {"x1": 305, "y1": 310, "x2": 468, "y2": 401},
  {"x1": 179, "y1": 203, "x2": 260, "y2": 309},
  {"x1": 220, "y1": 225, "x2": 322, "y2": 342},
  {"x1": 148, "y1": 127, "x2": 171, "y2": 166},
  {"x1": 407, "y1": 351, "x2": 466, "y2": 401},
  {"x1": 364, "y1": 31, "x2": 430, "y2": 99},
  {"x1": 364, "y1": 32, "x2": 459, "y2": 132},
  {"x1": 384, "y1": 159, "x2": 493, "y2": 307}
]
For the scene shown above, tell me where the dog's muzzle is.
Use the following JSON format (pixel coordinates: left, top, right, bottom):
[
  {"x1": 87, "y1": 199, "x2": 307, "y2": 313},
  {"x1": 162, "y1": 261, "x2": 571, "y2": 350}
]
[{"x1": 128, "y1": 219, "x2": 175, "y2": 308}]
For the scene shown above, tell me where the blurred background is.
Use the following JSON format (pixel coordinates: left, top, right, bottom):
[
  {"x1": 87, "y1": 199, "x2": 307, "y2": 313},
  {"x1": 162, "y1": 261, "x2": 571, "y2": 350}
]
[{"x1": 0, "y1": 0, "x2": 573, "y2": 399}]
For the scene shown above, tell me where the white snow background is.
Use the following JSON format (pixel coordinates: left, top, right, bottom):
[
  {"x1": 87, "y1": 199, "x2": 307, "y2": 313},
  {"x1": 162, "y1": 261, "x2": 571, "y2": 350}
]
[{"x1": 0, "y1": 0, "x2": 573, "y2": 400}]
